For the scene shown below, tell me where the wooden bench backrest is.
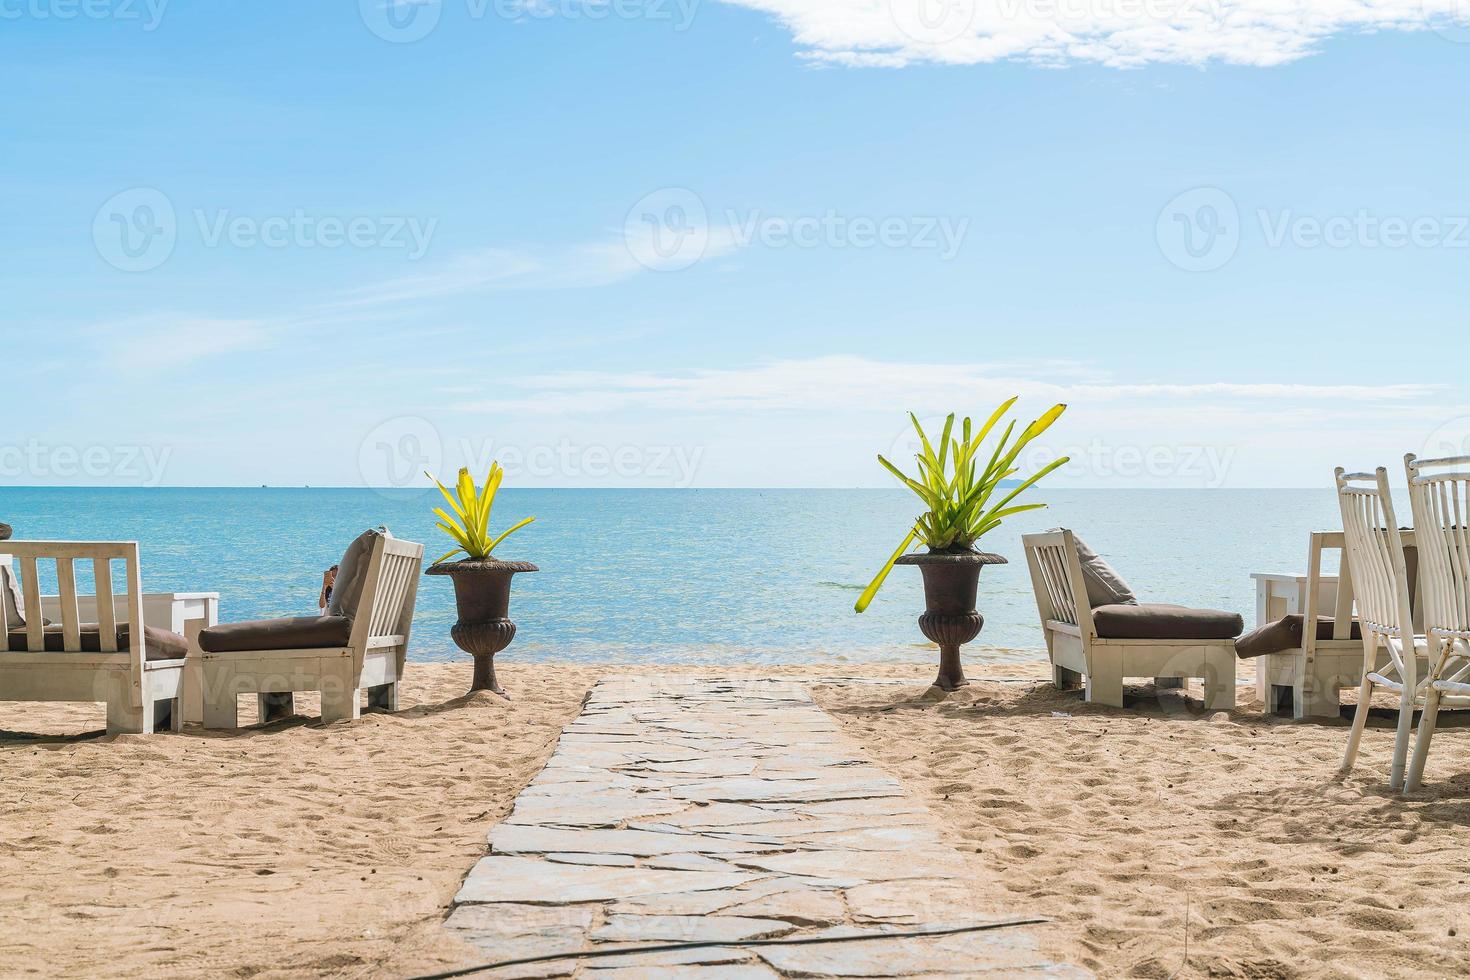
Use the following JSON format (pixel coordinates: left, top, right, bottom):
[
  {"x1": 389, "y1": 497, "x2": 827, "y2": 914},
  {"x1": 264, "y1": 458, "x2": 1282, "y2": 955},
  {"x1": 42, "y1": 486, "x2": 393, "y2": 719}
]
[
  {"x1": 347, "y1": 535, "x2": 424, "y2": 670},
  {"x1": 1, "y1": 541, "x2": 147, "y2": 704},
  {"x1": 1022, "y1": 529, "x2": 1096, "y2": 640}
]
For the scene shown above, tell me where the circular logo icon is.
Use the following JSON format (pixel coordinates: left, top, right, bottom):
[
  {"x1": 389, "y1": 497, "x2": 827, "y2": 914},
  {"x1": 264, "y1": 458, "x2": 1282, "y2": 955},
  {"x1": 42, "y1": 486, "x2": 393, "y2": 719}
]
[
  {"x1": 1422, "y1": 416, "x2": 1470, "y2": 462},
  {"x1": 358, "y1": 416, "x2": 443, "y2": 491},
  {"x1": 886, "y1": 414, "x2": 954, "y2": 472},
  {"x1": 1427, "y1": 0, "x2": 1470, "y2": 43},
  {"x1": 360, "y1": 0, "x2": 442, "y2": 43},
  {"x1": 1156, "y1": 186, "x2": 1240, "y2": 272},
  {"x1": 889, "y1": 0, "x2": 978, "y2": 45},
  {"x1": 624, "y1": 187, "x2": 710, "y2": 272},
  {"x1": 93, "y1": 187, "x2": 177, "y2": 273}
]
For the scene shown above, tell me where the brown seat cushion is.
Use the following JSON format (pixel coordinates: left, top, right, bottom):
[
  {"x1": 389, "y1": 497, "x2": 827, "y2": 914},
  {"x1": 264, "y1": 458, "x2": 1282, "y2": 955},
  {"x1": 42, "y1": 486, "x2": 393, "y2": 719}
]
[
  {"x1": 7, "y1": 623, "x2": 188, "y2": 661},
  {"x1": 1235, "y1": 614, "x2": 1364, "y2": 659},
  {"x1": 199, "y1": 615, "x2": 352, "y2": 654},
  {"x1": 1092, "y1": 603, "x2": 1244, "y2": 640}
]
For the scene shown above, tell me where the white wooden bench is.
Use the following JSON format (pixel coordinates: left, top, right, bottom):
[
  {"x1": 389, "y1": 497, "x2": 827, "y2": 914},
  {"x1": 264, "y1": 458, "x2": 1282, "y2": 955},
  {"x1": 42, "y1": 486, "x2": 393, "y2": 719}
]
[
  {"x1": 1022, "y1": 529, "x2": 1237, "y2": 709},
  {"x1": 0, "y1": 541, "x2": 186, "y2": 735},
  {"x1": 200, "y1": 534, "x2": 423, "y2": 728}
]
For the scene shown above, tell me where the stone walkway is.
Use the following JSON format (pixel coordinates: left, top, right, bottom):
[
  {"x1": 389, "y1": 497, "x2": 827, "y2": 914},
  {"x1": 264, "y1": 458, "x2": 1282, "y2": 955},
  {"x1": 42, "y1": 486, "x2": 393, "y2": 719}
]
[{"x1": 447, "y1": 676, "x2": 1085, "y2": 977}]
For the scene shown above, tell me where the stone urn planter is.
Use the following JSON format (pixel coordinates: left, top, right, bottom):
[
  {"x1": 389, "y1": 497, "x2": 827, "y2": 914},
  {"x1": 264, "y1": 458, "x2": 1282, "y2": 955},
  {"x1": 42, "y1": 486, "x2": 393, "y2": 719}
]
[
  {"x1": 426, "y1": 558, "x2": 538, "y2": 697},
  {"x1": 895, "y1": 548, "x2": 1007, "y2": 691}
]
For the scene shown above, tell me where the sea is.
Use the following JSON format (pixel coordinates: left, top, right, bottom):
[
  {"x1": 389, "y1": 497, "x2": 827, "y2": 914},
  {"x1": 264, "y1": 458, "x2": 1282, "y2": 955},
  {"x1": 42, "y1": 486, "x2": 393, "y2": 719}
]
[{"x1": 0, "y1": 488, "x2": 1350, "y2": 667}]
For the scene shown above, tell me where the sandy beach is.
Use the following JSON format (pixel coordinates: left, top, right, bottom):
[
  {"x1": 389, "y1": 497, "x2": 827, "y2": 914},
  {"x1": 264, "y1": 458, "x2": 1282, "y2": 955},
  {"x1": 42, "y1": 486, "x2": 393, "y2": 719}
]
[{"x1": 4, "y1": 659, "x2": 1468, "y2": 979}]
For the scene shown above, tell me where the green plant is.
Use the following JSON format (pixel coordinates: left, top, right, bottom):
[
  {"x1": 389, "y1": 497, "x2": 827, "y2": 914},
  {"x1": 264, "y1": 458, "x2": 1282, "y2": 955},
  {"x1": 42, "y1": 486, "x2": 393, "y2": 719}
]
[
  {"x1": 854, "y1": 398, "x2": 1069, "y2": 613},
  {"x1": 426, "y1": 463, "x2": 535, "y2": 565}
]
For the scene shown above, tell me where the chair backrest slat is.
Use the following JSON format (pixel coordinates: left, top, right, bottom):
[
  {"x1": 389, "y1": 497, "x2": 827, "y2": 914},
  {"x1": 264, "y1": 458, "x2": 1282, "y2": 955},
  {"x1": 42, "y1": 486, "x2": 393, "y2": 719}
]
[
  {"x1": 1335, "y1": 467, "x2": 1416, "y2": 680},
  {"x1": 93, "y1": 558, "x2": 118, "y2": 653},
  {"x1": 55, "y1": 558, "x2": 82, "y2": 651},
  {"x1": 20, "y1": 555, "x2": 44, "y2": 652},
  {"x1": 1406, "y1": 454, "x2": 1470, "y2": 638}
]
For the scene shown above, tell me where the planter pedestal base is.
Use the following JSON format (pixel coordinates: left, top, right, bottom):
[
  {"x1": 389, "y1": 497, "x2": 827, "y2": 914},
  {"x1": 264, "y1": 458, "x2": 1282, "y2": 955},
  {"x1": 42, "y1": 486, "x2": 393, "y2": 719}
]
[{"x1": 920, "y1": 611, "x2": 983, "y2": 691}]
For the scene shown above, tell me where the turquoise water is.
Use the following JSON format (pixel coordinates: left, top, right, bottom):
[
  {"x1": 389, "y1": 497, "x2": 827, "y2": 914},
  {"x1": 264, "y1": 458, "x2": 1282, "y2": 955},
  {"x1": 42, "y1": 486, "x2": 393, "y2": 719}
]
[{"x1": 0, "y1": 488, "x2": 1346, "y2": 666}]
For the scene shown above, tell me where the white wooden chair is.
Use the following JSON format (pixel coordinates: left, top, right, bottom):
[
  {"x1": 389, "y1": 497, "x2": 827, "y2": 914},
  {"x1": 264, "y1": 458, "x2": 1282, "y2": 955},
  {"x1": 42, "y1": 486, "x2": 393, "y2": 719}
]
[
  {"x1": 1335, "y1": 467, "x2": 1429, "y2": 790},
  {"x1": 1022, "y1": 529, "x2": 1237, "y2": 710},
  {"x1": 0, "y1": 542, "x2": 186, "y2": 735},
  {"x1": 1403, "y1": 454, "x2": 1470, "y2": 791},
  {"x1": 200, "y1": 534, "x2": 423, "y2": 728}
]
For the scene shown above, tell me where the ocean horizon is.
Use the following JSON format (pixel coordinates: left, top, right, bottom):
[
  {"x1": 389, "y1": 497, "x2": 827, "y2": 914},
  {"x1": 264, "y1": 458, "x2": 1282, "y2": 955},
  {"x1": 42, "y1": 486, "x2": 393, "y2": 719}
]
[{"x1": 0, "y1": 486, "x2": 1350, "y2": 667}]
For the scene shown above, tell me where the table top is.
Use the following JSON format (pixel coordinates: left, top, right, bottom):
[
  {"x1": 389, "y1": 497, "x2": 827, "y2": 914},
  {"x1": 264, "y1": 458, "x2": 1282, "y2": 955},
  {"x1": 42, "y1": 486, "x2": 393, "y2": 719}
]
[{"x1": 1251, "y1": 572, "x2": 1339, "y2": 584}]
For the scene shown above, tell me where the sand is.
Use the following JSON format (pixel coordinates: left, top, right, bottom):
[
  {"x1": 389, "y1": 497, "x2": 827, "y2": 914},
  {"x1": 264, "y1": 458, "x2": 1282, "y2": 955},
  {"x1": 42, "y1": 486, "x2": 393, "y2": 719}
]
[
  {"x1": 4, "y1": 658, "x2": 1469, "y2": 979},
  {"x1": 809, "y1": 665, "x2": 1470, "y2": 979}
]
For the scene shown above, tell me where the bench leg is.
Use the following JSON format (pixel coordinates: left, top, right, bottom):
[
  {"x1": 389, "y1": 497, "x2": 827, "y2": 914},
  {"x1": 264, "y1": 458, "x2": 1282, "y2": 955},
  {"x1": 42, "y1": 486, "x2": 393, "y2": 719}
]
[
  {"x1": 1052, "y1": 665, "x2": 1082, "y2": 690},
  {"x1": 203, "y1": 682, "x2": 239, "y2": 731},
  {"x1": 106, "y1": 695, "x2": 155, "y2": 735},
  {"x1": 321, "y1": 664, "x2": 360, "y2": 724},
  {"x1": 1203, "y1": 650, "x2": 1236, "y2": 711},
  {"x1": 367, "y1": 682, "x2": 398, "y2": 712},
  {"x1": 1085, "y1": 651, "x2": 1124, "y2": 708},
  {"x1": 258, "y1": 692, "x2": 295, "y2": 723}
]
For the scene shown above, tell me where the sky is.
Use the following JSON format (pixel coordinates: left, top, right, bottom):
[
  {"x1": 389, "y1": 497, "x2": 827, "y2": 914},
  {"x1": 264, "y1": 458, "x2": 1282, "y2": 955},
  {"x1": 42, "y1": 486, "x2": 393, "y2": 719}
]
[{"x1": 3, "y1": 0, "x2": 1470, "y2": 489}]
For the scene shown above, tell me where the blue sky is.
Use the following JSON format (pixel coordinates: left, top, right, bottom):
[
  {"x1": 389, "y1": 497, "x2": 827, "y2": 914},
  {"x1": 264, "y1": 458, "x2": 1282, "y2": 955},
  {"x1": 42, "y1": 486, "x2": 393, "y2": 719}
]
[{"x1": 4, "y1": 1, "x2": 1470, "y2": 488}]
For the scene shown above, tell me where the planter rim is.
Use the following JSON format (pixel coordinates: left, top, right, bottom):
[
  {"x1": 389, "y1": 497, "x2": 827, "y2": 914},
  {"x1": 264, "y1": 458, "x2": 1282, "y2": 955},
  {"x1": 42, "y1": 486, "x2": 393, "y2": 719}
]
[
  {"x1": 895, "y1": 550, "x2": 1007, "y2": 566},
  {"x1": 426, "y1": 558, "x2": 539, "y2": 576}
]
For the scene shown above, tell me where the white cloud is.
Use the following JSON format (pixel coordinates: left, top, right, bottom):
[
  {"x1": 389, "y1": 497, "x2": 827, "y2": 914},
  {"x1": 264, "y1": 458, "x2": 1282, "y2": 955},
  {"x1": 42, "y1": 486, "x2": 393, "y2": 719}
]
[
  {"x1": 457, "y1": 354, "x2": 1434, "y2": 415},
  {"x1": 91, "y1": 316, "x2": 273, "y2": 372},
  {"x1": 720, "y1": 0, "x2": 1465, "y2": 69},
  {"x1": 330, "y1": 225, "x2": 743, "y2": 310}
]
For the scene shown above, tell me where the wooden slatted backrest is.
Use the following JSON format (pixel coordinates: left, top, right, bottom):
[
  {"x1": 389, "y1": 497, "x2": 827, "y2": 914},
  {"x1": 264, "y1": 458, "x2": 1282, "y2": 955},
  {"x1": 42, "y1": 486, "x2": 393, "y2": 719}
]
[
  {"x1": 1335, "y1": 468, "x2": 1417, "y2": 685},
  {"x1": 1301, "y1": 532, "x2": 1358, "y2": 660},
  {"x1": 347, "y1": 535, "x2": 425, "y2": 669},
  {"x1": 1, "y1": 542, "x2": 147, "y2": 705},
  {"x1": 1405, "y1": 453, "x2": 1470, "y2": 639},
  {"x1": 1022, "y1": 529, "x2": 1097, "y2": 640}
]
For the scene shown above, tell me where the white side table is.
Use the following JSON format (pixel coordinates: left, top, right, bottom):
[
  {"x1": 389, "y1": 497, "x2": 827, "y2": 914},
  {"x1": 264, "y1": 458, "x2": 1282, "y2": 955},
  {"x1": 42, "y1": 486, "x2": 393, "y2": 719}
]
[{"x1": 39, "y1": 591, "x2": 220, "y2": 724}]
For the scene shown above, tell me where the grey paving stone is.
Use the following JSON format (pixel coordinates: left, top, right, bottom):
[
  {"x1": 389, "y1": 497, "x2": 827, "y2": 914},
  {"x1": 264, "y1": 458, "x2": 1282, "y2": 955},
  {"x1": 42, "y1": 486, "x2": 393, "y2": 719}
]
[
  {"x1": 443, "y1": 676, "x2": 1086, "y2": 977},
  {"x1": 590, "y1": 913, "x2": 794, "y2": 943},
  {"x1": 490, "y1": 824, "x2": 778, "y2": 857},
  {"x1": 456, "y1": 857, "x2": 760, "y2": 904}
]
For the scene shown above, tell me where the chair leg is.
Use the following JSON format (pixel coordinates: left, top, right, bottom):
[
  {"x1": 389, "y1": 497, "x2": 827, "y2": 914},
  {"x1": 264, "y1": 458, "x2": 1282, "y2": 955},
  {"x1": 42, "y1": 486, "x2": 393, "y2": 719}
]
[
  {"x1": 169, "y1": 696, "x2": 184, "y2": 732},
  {"x1": 1405, "y1": 686, "x2": 1443, "y2": 793},
  {"x1": 1085, "y1": 653, "x2": 1124, "y2": 708},
  {"x1": 320, "y1": 665, "x2": 360, "y2": 724},
  {"x1": 367, "y1": 682, "x2": 398, "y2": 711},
  {"x1": 1389, "y1": 687, "x2": 1417, "y2": 791},
  {"x1": 1341, "y1": 677, "x2": 1373, "y2": 773}
]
